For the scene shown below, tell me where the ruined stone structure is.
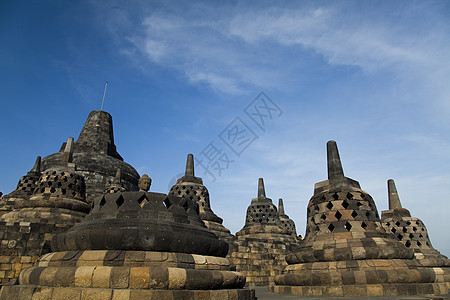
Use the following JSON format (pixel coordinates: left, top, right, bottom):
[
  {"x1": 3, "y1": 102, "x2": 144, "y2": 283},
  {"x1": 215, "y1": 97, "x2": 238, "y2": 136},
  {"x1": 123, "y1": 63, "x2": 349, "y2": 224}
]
[
  {"x1": 169, "y1": 154, "x2": 236, "y2": 254},
  {"x1": 381, "y1": 179, "x2": 448, "y2": 261},
  {"x1": 41, "y1": 110, "x2": 140, "y2": 202},
  {"x1": 270, "y1": 141, "x2": 450, "y2": 297},
  {"x1": 278, "y1": 198, "x2": 297, "y2": 236},
  {"x1": 0, "y1": 175, "x2": 254, "y2": 299},
  {"x1": 233, "y1": 178, "x2": 299, "y2": 287}
]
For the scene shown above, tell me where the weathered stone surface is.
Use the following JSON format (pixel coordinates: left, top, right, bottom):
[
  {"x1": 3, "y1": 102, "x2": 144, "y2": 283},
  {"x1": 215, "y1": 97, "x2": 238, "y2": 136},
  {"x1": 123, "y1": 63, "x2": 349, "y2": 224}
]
[{"x1": 273, "y1": 141, "x2": 450, "y2": 297}]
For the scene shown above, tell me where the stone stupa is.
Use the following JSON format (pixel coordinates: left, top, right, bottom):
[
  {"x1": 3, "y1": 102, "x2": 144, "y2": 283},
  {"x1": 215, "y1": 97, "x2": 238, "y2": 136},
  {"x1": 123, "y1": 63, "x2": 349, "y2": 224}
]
[
  {"x1": 169, "y1": 154, "x2": 236, "y2": 252},
  {"x1": 381, "y1": 179, "x2": 449, "y2": 261},
  {"x1": 41, "y1": 110, "x2": 140, "y2": 202},
  {"x1": 270, "y1": 140, "x2": 450, "y2": 297},
  {"x1": 278, "y1": 198, "x2": 297, "y2": 236},
  {"x1": 233, "y1": 178, "x2": 299, "y2": 287},
  {"x1": 0, "y1": 173, "x2": 254, "y2": 299}
]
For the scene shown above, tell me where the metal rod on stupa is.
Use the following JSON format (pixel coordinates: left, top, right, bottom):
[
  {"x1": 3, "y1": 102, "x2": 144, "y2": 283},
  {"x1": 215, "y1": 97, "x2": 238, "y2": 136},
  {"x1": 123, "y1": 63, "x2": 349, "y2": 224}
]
[
  {"x1": 100, "y1": 81, "x2": 108, "y2": 111},
  {"x1": 278, "y1": 198, "x2": 285, "y2": 215},
  {"x1": 185, "y1": 153, "x2": 195, "y2": 177},
  {"x1": 327, "y1": 140, "x2": 344, "y2": 181},
  {"x1": 388, "y1": 179, "x2": 402, "y2": 209},
  {"x1": 30, "y1": 156, "x2": 41, "y2": 173},
  {"x1": 258, "y1": 178, "x2": 266, "y2": 198}
]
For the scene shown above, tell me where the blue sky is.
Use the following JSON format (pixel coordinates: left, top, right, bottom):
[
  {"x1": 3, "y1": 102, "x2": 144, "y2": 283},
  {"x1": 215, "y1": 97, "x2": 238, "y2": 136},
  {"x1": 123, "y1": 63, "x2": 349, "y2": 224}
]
[{"x1": 1, "y1": 1, "x2": 450, "y2": 256}]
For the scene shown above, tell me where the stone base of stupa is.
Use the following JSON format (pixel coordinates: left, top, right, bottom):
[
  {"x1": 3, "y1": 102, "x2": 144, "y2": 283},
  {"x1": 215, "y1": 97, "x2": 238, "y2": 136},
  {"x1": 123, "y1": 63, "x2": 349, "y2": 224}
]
[
  {"x1": 0, "y1": 250, "x2": 255, "y2": 300},
  {"x1": 270, "y1": 258, "x2": 450, "y2": 297}
]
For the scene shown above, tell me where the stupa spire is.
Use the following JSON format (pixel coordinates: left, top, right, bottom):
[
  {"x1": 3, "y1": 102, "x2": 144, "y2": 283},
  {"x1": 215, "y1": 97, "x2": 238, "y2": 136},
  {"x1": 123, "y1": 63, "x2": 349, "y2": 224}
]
[
  {"x1": 30, "y1": 156, "x2": 41, "y2": 173},
  {"x1": 61, "y1": 137, "x2": 74, "y2": 163},
  {"x1": 327, "y1": 140, "x2": 344, "y2": 181},
  {"x1": 387, "y1": 179, "x2": 402, "y2": 209},
  {"x1": 258, "y1": 178, "x2": 266, "y2": 199},
  {"x1": 114, "y1": 168, "x2": 122, "y2": 184},
  {"x1": 185, "y1": 153, "x2": 195, "y2": 177},
  {"x1": 278, "y1": 198, "x2": 285, "y2": 215}
]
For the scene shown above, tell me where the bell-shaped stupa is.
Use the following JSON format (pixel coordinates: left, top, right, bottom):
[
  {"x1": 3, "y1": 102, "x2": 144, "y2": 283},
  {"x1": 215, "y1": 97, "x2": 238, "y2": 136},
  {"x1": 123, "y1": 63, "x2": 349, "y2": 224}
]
[
  {"x1": 271, "y1": 141, "x2": 450, "y2": 297},
  {"x1": 278, "y1": 198, "x2": 297, "y2": 236},
  {"x1": 381, "y1": 179, "x2": 449, "y2": 261},
  {"x1": 41, "y1": 110, "x2": 140, "y2": 201},
  {"x1": 233, "y1": 178, "x2": 299, "y2": 287},
  {"x1": 0, "y1": 156, "x2": 42, "y2": 217},
  {"x1": 169, "y1": 154, "x2": 236, "y2": 249},
  {"x1": 0, "y1": 174, "x2": 254, "y2": 299}
]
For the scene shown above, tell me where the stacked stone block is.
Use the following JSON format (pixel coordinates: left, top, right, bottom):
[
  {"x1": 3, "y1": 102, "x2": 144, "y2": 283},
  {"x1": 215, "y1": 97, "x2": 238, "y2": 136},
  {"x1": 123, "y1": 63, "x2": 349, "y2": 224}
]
[
  {"x1": 271, "y1": 141, "x2": 450, "y2": 297},
  {"x1": 233, "y1": 178, "x2": 299, "y2": 287}
]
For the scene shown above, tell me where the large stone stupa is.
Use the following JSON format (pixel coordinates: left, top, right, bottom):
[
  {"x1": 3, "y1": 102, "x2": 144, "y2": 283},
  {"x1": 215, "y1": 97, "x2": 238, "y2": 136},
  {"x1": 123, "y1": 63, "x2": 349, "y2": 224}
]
[
  {"x1": 270, "y1": 141, "x2": 450, "y2": 297},
  {"x1": 41, "y1": 110, "x2": 140, "y2": 202},
  {"x1": 0, "y1": 174, "x2": 254, "y2": 299}
]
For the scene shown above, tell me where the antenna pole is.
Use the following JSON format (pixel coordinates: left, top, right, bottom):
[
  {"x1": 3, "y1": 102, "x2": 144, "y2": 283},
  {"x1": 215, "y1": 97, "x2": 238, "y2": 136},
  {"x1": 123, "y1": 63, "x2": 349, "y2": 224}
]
[{"x1": 101, "y1": 81, "x2": 108, "y2": 111}]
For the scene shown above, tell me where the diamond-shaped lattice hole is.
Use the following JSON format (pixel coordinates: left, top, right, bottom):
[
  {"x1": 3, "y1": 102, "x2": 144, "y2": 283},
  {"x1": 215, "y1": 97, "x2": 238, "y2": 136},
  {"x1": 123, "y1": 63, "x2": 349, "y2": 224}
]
[
  {"x1": 328, "y1": 224, "x2": 335, "y2": 232},
  {"x1": 397, "y1": 234, "x2": 403, "y2": 240},
  {"x1": 100, "y1": 197, "x2": 106, "y2": 207},
  {"x1": 314, "y1": 205, "x2": 319, "y2": 211},
  {"x1": 405, "y1": 240, "x2": 411, "y2": 247},
  {"x1": 395, "y1": 221, "x2": 401, "y2": 226},
  {"x1": 335, "y1": 211, "x2": 342, "y2": 220},
  {"x1": 406, "y1": 221, "x2": 411, "y2": 225},
  {"x1": 332, "y1": 193, "x2": 339, "y2": 200},
  {"x1": 365, "y1": 211, "x2": 371, "y2": 218},
  {"x1": 346, "y1": 192, "x2": 353, "y2": 200},
  {"x1": 341, "y1": 200, "x2": 349, "y2": 209},
  {"x1": 320, "y1": 195, "x2": 326, "y2": 201},
  {"x1": 391, "y1": 228, "x2": 397, "y2": 234},
  {"x1": 412, "y1": 227, "x2": 417, "y2": 232},
  {"x1": 386, "y1": 222, "x2": 390, "y2": 226},
  {"x1": 315, "y1": 226, "x2": 320, "y2": 232},
  {"x1": 321, "y1": 214, "x2": 326, "y2": 220},
  {"x1": 351, "y1": 210, "x2": 358, "y2": 218},
  {"x1": 344, "y1": 222, "x2": 352, "y2": 231},
  {"x1": 361, "y1": 222, "x2": 367, "y2": 229},
  {"x1": 137, "y1": 196, "x2": 148, "y2": 208},
  {"x1": 409, "y1": 233, "x2": 414, "y2": 239},
  {"x1": 417, "y1": 241, "x2": 422, "y2": 247},
  {"x1": 356, "y1": 201, "x2": 362, "y2": 207},
  {"x1": 116, "y1": 196, "x2": 124, "y2": 207},
  {"x1": 419, "y1": 234, "x2": 423, "y2": 238},
  {"x1": 402, "y1": 227, "x2": 407, "y2": 233},
  {"x1": 183, "y1": 201, "x2": 189, "y2": 211},
  {"x1": 426, "y1": 242, "x2": 430, "y2": 246},
  {"x1": 326, "y1": 201, "x2": 333, "y2": 210}
]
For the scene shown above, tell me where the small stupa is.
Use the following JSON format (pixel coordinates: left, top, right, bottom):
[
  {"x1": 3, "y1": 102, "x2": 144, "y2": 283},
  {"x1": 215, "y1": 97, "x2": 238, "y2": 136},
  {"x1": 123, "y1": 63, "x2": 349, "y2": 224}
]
[
  {"x1": 381, "y1": 179, "x2": 449, "y2": 261},
  {"x1": 233, "y1": 178, "x2": 298, "y2": 287},
  {"x1": 278, "y1": 198, "x2": 297, "y2": 236},
  {"x1": 0, "y1": 156, "x2": 42, "y2": 218},
  {"x1": 169, "y1": 154, "x2": 236, "y2": 250},
  {"x1": 270, "y1": 141, "x2": 450, "y2": 297},
  {"x1": 0, "y1": 174, "x2": 254, "y2": 299}
]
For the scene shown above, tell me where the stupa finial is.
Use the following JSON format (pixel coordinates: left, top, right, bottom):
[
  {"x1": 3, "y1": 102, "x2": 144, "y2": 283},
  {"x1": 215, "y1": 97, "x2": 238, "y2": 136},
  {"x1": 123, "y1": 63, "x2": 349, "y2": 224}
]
[
  {"x1": 114, "y1": 168, "x2": 122, "y2": 184},
  {"x1": 278, "y1": 198, "x2": 285, "y2": 215},
  {"x1": 30, "y1": 156, "x2": 41, "y2": 173},
  {"x1": 185, "y1": 153, "x2": 195, "y2": 177},
  {"x1": 388, "y1": 179, "x2": 402, "y2": 209},
  {"x1": 327, "y1": 140, "x2": 344, "y2": 181},
  {"x1": 258, "y1": 178, "x2": 266, "y2": 199},
  {"x1": 62, "y1": 137, "x2": 74, "y2": 163}
]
